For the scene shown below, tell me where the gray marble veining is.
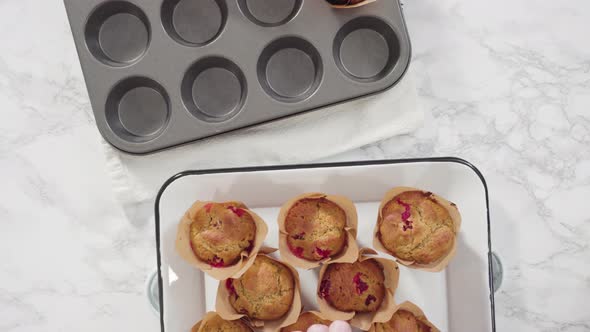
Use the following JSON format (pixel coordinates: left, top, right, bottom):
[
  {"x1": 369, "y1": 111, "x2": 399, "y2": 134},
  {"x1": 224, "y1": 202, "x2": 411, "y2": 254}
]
[{"x1": 1, "y1": 0, "x2": 588, "y2": 331}]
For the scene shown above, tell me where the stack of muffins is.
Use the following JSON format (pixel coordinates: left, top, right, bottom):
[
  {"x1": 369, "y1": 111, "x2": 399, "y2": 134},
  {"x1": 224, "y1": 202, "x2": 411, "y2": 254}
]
[{"x1": 176, "y1": 187, "x2": 461, "y2": 332}]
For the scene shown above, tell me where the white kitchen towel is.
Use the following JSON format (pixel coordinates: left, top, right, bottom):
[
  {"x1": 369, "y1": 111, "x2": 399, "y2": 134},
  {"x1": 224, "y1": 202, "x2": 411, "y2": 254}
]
[{"x1": 103, "y1": 68, "x2": 423, "y2": 209}]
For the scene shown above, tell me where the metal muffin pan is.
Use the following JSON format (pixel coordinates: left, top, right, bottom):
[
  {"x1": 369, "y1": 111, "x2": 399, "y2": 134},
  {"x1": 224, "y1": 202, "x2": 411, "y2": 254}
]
[{"x1": 64, "y1": 0, "x2": 411, "y2": 154}]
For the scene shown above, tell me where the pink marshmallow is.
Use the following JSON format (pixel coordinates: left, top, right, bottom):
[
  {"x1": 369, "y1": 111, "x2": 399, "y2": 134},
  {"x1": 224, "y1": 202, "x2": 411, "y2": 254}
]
[
  {"x1": 329, "y1": 320, "x2": 352, "y2": 332},
  {"x1": 307, "y1": 324, "x2": 330, "y2": 332}
]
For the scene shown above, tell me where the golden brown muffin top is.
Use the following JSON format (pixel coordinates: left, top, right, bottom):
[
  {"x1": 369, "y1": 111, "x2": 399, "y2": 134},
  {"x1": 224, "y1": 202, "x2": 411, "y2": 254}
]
[
  {"x1": 227, "y1": 255, "x2": 295, "y2": 320},
  {"x1": 284, "y1": 197, "x2": 347, "y2": 261},
  {"x1": 280, "y1": 312, "x2": 331, "y2": 332},
  {"x1": 378, "y1": 191, "x2": 455, "y2": 265},
  {"x1": 319, "y1": 260, "x2": 385, "y2": 312},
  {"x1": 194, "y1": 314, "x2": 252, "y2": 332},
  {"x1": 374, "y1": 310, "x2": 432, "y2": 332},
  {"x1": 189, "y1": 202, "x2": 256, "y2": 267}
]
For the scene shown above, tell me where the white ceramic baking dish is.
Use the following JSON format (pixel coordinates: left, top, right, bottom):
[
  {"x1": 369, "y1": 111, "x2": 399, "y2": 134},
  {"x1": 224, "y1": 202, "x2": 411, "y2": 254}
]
[{"x1": 151, "y1": 158, "x2": 498, "y2": 332}]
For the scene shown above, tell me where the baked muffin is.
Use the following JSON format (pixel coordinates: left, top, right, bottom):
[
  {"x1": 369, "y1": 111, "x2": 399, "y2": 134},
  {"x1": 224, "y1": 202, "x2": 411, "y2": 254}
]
[
  {"x1": 280, "y1": 312, "x2": 331, "y2": 332},
  {"x1": 193, "y1": 313, "x2": 252, "y2": 332},
  {"x1": 189, "y1": 202, "x2": 256, "y2": 268},
  {"x1": 319, "y1": 260, "x2": 385, "y2": 312},
  {"x1": 377, "y1": 191, "x2": 457, "y2": 265},
  {"x1": 226, "y1": 255, "x2": 295, "y2": 320},
  {"x1": 327, "y1": 0, "x2": 366, "y2": 5},
  {"x1": 284, "y1": 197, "x2": 347, "y2": 261},
  {"x1": 373, "y1": 310, "x2": 432, "y2": 332}
]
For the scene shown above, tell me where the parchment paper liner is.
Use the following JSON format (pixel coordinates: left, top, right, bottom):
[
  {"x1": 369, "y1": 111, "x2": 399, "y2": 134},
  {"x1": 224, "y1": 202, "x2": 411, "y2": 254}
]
[
  {"x1": 216, "y1": 249, "x2": 302, "y2": 332},
  {"x1": 176, "y1": 200, "x2": 269, "y2": 280},
  {"x1": 329, "y1": 0, "x2": 376, "y2": 9},
  {"x1": 368, "y1": 301, "x2": 440, "y2": 332},
  {"x1": 302, "y1": 310, "x2": 331, "y2": 322},
  {"x1": 191, "y1": 312, "x2": 254, "y2": 332},
  {"x1": 372, "y1": 187, "x2": 462, "y2": 272},
  {"x1": 278, "y1": 193, "x2": 359, "y2": 270},
  {"x1": 316, "y1": 248, "x2": 400, "y2": 331},
  {"x1": 282, "y1": 311, "x2": 332, "y2": 331}
]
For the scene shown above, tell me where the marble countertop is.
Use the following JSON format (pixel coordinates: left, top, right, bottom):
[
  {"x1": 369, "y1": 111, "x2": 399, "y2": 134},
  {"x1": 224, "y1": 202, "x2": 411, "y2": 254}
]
[{"x1": 1, "y1": 0, "x2": 589, "y2": 331}]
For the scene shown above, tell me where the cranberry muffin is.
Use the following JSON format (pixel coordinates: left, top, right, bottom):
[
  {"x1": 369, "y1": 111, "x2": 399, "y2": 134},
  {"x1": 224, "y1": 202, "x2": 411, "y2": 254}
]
[
  {"x1": 281, "y1": 312, "x2": 331, "y2": 332},
  {"x1": 377, "y1": 191, "x2": 457, "y2": 265},
  {"x1": 189, "y1": 202, "x2": 256, "y2": 268},
  {"x1": 226, "y1": 255, "x2": 295, "y2": 320},
  {"x1": 373, "y1": 310, "x2": 432, "y2": 332},
  {"x1": 319, "y1": 260, "x2": 385, "y2": 312},
  {"x1": 193, "y1": 313, "x2": 252, "y2": 332},
  {"x1": 285, "y1": 197, "x2": 347, "y2": 261},
  {"x1": 327, "y1": 0, "x2": 366, "y2": 5}
]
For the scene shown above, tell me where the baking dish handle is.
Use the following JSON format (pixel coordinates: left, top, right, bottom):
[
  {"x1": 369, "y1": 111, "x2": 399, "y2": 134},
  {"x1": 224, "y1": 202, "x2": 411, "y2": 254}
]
[
  {"x1": 146, "y1": 269, "x2": 160, "y2": 315},
  {"x1": 491, "y1": 251, "x2": 503, "y2": 293}
]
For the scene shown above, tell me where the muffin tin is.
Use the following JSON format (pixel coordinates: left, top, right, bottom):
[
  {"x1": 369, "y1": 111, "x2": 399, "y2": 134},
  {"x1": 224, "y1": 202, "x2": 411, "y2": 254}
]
[
  {"x1": 64, "y1": 0, "x2": 411, "y2": 154},
  {"x1": 153, "y1": 158, "x2": 497, "y2": 332}
]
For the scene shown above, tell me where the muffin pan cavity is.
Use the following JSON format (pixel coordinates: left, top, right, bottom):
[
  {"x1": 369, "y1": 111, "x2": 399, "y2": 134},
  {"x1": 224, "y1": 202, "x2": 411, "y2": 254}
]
[
  {"x1": 258, "y1": 37, "x2": 322, "y2": 103},
  {"x1": 334, "y1": 17, "x2": 400, "y2": 82},
  {"x1": 105, "y1": 77, "x2": 170, "y2": 143},
  {"x1": 238, "y1": 0, "x2": 302, "y2": 27},
  {"x1": 182, "y1": 57, "x2": 247, "y2": 122},
  {"x1": 65, "y1": 0, "x2": 411, "y2": 153},
  {"x1": 85, "y1": 1, "x2": 150, "y2": 66},
  {"x1": 161, "y1": 0, "x2": 227, "y2": 47}
]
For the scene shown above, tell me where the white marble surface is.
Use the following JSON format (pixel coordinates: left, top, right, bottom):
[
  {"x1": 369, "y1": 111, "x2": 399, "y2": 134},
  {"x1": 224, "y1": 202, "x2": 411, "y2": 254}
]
[{"x1": 1, "y1": 0, "x2": 589, "y2": 331}]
